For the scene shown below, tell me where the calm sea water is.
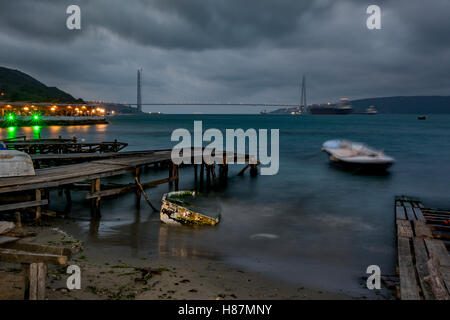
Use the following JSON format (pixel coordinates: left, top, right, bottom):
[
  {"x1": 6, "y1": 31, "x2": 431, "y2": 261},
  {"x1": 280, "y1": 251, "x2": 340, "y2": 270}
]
[{"x1": 2, "y1": 114, "x2": 450, "y2": 297}]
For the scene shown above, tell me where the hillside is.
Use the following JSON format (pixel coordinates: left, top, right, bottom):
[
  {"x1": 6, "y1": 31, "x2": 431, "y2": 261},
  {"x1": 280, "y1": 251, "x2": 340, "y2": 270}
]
[
  {"x1": 0, "y1": 66, "x2": 83, "y2": 103},
  {"x1": 350, "y1": 96, "x2": 450, "y2": 114},
  {"x1": 269, "y1": 96, "x2": 450, "y2": 114}
]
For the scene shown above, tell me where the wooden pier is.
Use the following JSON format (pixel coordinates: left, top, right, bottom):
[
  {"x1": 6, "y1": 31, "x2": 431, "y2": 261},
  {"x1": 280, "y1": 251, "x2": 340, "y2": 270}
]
[
  {"x1": 0, "y1": 148, "x2": 258, "y2": 219},
  {"x1": 395, "y1": 196, "x2": 450, "y2": 300},
  {"x1": 4, "y1": 138, "x2": 127, "y2": 154}
]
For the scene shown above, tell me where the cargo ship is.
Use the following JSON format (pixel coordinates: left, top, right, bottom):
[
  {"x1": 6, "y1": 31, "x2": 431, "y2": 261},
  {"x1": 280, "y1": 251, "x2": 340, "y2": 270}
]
[{"x1": 308, "y1": 98, "x2": 353, "y2": 115}]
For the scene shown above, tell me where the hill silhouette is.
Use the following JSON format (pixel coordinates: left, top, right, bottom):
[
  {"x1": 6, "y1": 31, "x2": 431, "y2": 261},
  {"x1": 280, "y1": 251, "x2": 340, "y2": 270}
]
[{"x1": 0, "y1": 66, "x2": 83, "y2": 103}]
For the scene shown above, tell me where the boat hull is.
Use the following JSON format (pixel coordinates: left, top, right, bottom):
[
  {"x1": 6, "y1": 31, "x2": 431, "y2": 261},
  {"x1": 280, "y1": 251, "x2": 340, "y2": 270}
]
[
  {"x1": 322, "y1": 139, "x2": 394, "y2": 173},
  {"x1": 328, "y1": 154, "x2": 393, "y2": 172},
  {"x1": 309, "y1": 107, "x2": 353, "y2": 115}
]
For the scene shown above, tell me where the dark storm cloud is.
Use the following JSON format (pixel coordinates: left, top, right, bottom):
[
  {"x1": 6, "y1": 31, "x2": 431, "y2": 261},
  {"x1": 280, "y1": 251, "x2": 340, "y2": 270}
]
[{"x1": 0, "y1": 0, "x2": 449, "y2": 112}]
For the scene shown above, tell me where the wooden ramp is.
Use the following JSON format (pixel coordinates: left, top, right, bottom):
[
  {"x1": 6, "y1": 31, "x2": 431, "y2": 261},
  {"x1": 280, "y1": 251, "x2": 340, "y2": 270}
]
[{"x1": 395, "y1": 196, "x2": 450, "y2": 300}]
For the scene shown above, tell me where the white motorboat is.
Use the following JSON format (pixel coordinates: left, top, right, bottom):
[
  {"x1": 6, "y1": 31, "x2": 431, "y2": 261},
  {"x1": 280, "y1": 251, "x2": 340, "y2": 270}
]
[{"x1": 322, "y1": 139, "x2": 394, "y2": 171}]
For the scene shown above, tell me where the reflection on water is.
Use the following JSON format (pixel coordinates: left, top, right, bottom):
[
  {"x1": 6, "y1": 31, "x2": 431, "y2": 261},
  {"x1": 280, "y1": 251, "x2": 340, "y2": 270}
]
[{"x1": 2, "y1": 115, "x2": 450, "y2": 297}]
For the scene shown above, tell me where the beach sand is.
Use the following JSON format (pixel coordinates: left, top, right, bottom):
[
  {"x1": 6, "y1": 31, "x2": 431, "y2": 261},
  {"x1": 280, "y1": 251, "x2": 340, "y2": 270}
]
[{"x1": 0, "y1": 224, "x2": 351, "y2": 300}]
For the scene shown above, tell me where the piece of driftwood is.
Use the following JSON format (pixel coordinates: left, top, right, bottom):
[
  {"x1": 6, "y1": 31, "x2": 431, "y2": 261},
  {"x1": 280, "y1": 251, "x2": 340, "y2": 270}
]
[{"x1": 135, "y1": 177, "x2": 158, "y2": 211}]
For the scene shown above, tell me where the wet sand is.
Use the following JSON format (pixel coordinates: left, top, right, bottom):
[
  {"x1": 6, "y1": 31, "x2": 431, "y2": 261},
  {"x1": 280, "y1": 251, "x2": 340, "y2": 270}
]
[{"x1": 0, "y1": 224, "x2": 351, "y2": 300}]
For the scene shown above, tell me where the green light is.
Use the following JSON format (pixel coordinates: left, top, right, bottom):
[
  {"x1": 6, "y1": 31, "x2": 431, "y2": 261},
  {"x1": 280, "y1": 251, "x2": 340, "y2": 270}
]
[
  {"x1": 8, "y1": 126, "x2": 15, "y2": 132},
  {"x1": 33, "y1": 126, "x2": 40, "y2": 130},
  {"x1": 34, "y1": 115, "x2": 39, "y2": 120},
  {"x1": 8, "y1": 114, "x2": 14, "y2": 120}
]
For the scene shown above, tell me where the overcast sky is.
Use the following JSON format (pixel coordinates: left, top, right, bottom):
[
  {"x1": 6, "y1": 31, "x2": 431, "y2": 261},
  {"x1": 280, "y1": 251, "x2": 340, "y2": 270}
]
[{"x1": 0, "y1": 0, "x2": 449, "y2": 113}]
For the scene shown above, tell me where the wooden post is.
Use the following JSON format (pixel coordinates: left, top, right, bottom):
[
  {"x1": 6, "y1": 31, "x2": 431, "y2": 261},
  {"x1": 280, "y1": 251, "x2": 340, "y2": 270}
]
[
  {"x1": 174, "y1": 164, "x2": 179, "y2": 191},
  {"x1": 250, "y1": 164, "x2": 258, "y2": 177},
  {"x1": 21, "y1": 263, "x2": 30, "y2": 299},
  {"x1": 90, "y1": 178, "x2": 101, "y2": 216},
  {"x1": 206, "y1": 165, "x2": 211, "y2": 187},
  {"x1": 223, "y1": 155, "x2": 228, "y2": 179},
  {"x1": 15, "y1": 212, "x2": 22, "y2": 229},
  {"x1": 35, "y1": 189, "x2": 41, "y2": 221},
  {"x1": 37, "y1": 263, "x2": 46, "y2": 300},
  {"x1": 25, "y1": 263, "x2": 47, "y2": 300},
  {"x1": 169, "y1": 162, "x2": 173, "y2": 186},
  {"x1": 211, "y1": 164, "x2": 217, "y2": 185},
  {"x1": 65, "y1": 188, "x2": 72, "y2": 206},
  {"x1": 200, "y1": 162, "x2": 205, "y2": 183},
  {"x1": 134, "y1": 167, "x2": 141, "y2": 208},
  {"x1": 43, "y1": 188, "x2": 50, "y2": 210}
]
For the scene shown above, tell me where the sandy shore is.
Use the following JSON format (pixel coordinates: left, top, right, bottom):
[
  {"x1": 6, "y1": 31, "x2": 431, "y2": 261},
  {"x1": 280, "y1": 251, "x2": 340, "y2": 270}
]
[{"x1": 0, "y1": 223, "x2": 352, "y2": 300}]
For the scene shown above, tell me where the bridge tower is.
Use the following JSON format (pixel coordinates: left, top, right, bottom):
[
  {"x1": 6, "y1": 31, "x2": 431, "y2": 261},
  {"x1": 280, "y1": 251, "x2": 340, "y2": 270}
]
[
  {"x1": 300, "y1": 75, "x2": 307, "y2": 113},
  {"x1": 137, "y1": 69, "x2": 142, "y2": 112}
]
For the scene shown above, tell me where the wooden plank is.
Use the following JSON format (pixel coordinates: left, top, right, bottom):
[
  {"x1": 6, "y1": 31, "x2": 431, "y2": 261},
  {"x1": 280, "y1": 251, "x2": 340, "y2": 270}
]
[
  {"x1": 440, "y1": 266, "x2": 450, "y2": 296},
  {"x1": 35, "y1": 189, "x2": 42, "y2": 220},
  {"x1": 405, "y1": 206, "x2": 416, "y2": 221},
  {"x1": 424, "y1": 239, "x2": 450, "y2": 268},
  {"x1": 0, "y1": 236, "x2": 20, "y2": 245},
  {"x1": 37, "y1": 263, "x2": 46, "y2": 300},
  {"x1": 413, "y1": 221, "x2": 434, "y2": 239},
  {"x1": 396, "y1": 206, "x2": 407, "y2": 220},
  {"x1": 85, "y1": 177, "x2": 175, "y2": 199},
  {"x1": 425, "y1": 255, "x2": 450, "y2": 300},
  {"x1": 0, "y1": 242, "x2": 72, "y2": 257},
  {"x1": 422, "y1": 209, "x2": 450, "y2": 215},
  {"x1": 413, "y1": 207, "x2": 426, "y2": 221},
  {"x1": 412, "y1": 238, "x2": 434, "y2": 299},
  {"x1": 397, "y1": 220, "x2": 413, "y2": 238},
  {"x1": 397, "y1": 236, "x2": 421, "y2": 300},
  {"x1": 424, "y1": 213, "x2": 450, "y2": 219},
  {"x1": 403, "y1": 201, "x2": 412, "y2": 208},
  {"x1": 0, "y1": 248, "x2": 67, "y2": 265},
  {"x1": 29, "y1": 263, "x2": 38, "y2": 300},
  {"x1": 0, "y1": 200, "x2": 48, "y2": 212}
]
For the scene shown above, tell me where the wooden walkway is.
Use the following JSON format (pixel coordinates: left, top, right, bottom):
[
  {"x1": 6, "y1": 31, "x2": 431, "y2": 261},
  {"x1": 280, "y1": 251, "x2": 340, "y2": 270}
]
[
  {"x1": 0, "y1": 149, "x2": 258, "y2": 218},
  {"x1": 4, "y1": 138, "x2": 127, "y2": 154},
  {"x1": 395, "y1": 196, "x2": 450, "y2": 300}
]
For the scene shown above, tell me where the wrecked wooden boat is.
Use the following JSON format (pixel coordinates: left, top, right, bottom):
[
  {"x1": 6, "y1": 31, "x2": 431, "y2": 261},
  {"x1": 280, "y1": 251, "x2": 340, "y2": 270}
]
[
  {"x1": 160, "y1": 191, "x2": 220, "y2": 226},
  {"x1": 0, "y1": 145, "x2": 35, "y2": 177},
  {"x1": 322, "y1": 139, "x2": 394, "y2": 171}
]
